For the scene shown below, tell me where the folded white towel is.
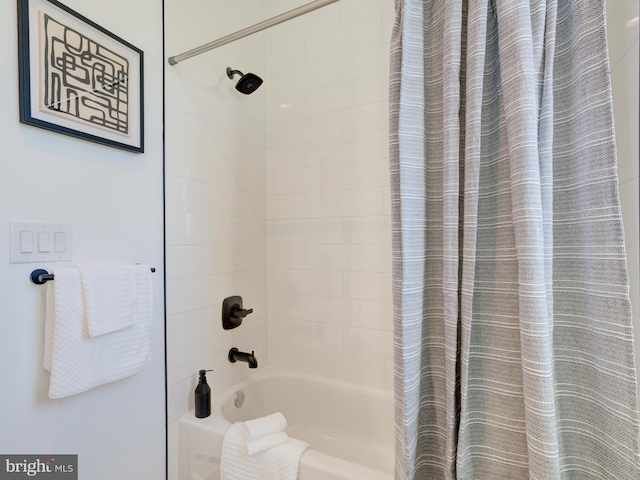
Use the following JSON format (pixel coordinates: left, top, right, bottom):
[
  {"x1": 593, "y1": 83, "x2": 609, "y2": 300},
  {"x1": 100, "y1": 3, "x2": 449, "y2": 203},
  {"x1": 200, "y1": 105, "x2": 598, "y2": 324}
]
[
  {"x1": 245, "y1": 412, "x2": 288, "y2": 441},
  {"x1": 43, "y1": 265, "x2": 153, "y2": 399},
  {"x1": 221, "y1": 413, "x2": 306, "y2": 480},
  {"x1": 44, "y1": 268, "x2": 81, "y2": 375},
  {"x1": 220, "y1": 423, "x2": 260, "y2": 480},
  {"x1": 76, "y1": 262, "x2": 136, "y2": 337},
  {"x1": 43, "y1": 282, "x2": 56, "y2": 372},
  {"x1": 258, "y1": 437, "x2": 309, "y2": 480},
  {"x1": 247, "y1": 432, "x2": 289, "y2": 456}
]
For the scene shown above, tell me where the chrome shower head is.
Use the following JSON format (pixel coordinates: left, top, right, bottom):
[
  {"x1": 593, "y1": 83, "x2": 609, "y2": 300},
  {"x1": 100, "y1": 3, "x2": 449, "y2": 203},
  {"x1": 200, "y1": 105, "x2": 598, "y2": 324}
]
[{"x1": 226, "y1": 67, "x2": 263, "y2": 95}]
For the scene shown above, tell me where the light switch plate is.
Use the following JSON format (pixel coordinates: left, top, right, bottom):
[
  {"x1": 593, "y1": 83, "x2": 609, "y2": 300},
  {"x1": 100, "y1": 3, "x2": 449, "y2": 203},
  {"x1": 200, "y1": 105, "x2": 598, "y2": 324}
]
[{"x1": 10, "y1": 221, "x2": 72, "y2": 263}]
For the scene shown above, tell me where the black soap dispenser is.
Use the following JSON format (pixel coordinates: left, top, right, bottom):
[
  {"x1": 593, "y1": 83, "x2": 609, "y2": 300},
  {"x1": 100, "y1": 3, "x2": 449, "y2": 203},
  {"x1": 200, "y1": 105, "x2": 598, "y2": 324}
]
[{"x1": 195, "y1": 369, "x2": 213, "y2": 418}]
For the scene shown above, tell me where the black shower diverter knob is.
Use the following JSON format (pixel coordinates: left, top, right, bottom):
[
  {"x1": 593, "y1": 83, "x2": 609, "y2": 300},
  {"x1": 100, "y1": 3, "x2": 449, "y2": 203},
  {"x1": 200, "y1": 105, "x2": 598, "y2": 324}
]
[
  {"x1": 230, "y1": 305, "x2": 253, "y2": 319},
  {"x1": 222, "y1": 295, "x2": 253, "y2": 330}
]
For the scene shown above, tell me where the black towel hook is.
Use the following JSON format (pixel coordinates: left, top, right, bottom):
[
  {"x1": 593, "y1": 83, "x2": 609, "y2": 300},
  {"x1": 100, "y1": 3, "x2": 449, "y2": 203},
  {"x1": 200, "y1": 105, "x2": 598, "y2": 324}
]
[{"x1": 31, "y1": 269, "x2": 54, "y2": 285}]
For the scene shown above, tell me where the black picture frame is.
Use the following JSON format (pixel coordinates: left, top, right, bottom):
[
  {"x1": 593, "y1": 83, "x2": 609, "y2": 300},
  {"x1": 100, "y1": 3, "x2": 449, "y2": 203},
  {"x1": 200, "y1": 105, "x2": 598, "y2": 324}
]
[{"x1": 17, "y1": 0, "x2": 144, "y2": 153}]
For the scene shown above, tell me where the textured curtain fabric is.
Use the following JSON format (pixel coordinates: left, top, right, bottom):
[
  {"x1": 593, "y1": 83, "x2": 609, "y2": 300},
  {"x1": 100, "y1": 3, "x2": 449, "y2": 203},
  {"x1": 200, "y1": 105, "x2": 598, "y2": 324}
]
[{"x1": 389, "y1": 0, "x2": 640, "y2": 478}]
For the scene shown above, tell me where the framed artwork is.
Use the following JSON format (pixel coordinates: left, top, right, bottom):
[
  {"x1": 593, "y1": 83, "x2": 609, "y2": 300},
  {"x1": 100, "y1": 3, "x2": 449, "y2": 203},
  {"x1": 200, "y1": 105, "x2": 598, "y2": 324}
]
[{"x1": 17, "y1": 0, "x2": 144, "y2": 153}]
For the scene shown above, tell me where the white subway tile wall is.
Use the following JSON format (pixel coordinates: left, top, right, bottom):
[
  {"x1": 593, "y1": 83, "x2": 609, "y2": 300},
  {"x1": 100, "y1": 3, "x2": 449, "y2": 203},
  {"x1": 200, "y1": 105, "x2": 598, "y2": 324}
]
[
  {"x1": 264, "y1": 0, "x2": 394, "y2": 388},
  {"x1": 165, "y1": 1, "x2": 393, "y2": 477},
  {"x1": 164, "y1": 1, "x2": 268, "y2": 477}
]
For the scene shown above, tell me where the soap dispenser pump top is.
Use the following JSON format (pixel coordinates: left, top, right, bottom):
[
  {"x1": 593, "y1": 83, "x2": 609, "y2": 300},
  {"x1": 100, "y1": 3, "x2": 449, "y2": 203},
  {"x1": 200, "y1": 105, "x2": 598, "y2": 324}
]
[{"x1": 195, "y1": 369, "x2": 213, "y2": 418}]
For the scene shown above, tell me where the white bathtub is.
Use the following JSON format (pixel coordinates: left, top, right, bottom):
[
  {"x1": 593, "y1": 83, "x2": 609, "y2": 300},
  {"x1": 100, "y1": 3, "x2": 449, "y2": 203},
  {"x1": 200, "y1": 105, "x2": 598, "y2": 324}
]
[{"x1": 178, "y1": 366, "x2": 394, "y2": 480}]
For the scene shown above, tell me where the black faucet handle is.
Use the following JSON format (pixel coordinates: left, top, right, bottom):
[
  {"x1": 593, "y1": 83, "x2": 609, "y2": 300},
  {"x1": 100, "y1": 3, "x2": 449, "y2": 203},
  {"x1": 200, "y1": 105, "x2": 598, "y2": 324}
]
[
  {"x1": 231, "y1": 306, "x2": 253, "y2": 319},
  {"x1": 222, "y1": 296, "x2": 254, "y2": 329}
]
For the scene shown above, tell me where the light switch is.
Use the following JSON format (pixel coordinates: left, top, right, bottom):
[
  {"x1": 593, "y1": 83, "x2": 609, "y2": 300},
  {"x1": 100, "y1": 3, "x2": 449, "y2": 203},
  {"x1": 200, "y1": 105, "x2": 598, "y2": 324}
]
[
  {"x1": 54, "y1": 232, "x2": 66, "y2": 252},
  {"x1": 38, "y1": 231, "x2": 51, "y2": 252},
  {"x1": 20, "y1": 231, "x2": 33, "y2": 253},
  {"x1": 10, "y1": 221, "x2": 72, "y2": 263}
]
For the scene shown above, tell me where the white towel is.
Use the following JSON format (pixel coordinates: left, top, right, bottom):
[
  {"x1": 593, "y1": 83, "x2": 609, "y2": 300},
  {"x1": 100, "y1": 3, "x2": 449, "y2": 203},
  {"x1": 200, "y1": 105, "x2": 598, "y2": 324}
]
[
  {"x1": 247, "y1": 432, "x2": 289, "y2": 456},
  {"x1": 220, "y1": 413, "x2": 307, "y2": 480},
  {"x1": 258, "y1": 438, "x2": 309, "y2": 480},
  {"x1": 76, "y1": 262, "x2": 136, "y2": 337},
  {"x1": 220, "y1": 423, "x2": 260, "y2": 480},
  {"x1": 43, "y1": 265, "x2": 153, "y2": 399},
  {"x1": 43, "y1": 282, "x2": 56, "y2": 372},
  {"x1": 245, "y1": 412, "x2": 288, "y2": 441}
]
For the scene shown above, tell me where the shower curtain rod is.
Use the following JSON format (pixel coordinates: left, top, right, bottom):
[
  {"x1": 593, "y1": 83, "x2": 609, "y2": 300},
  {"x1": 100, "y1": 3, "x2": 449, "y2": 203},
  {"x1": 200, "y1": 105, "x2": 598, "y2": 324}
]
[{"x1": 167, "y1": 0, "x2": 341, "y2": 65}]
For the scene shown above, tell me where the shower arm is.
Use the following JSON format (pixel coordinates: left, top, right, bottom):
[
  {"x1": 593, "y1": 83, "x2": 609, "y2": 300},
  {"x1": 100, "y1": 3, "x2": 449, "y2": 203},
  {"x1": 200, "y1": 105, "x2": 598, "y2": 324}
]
[{"x1": 167, "y1": 0, "x2": 341, "y2": 66}]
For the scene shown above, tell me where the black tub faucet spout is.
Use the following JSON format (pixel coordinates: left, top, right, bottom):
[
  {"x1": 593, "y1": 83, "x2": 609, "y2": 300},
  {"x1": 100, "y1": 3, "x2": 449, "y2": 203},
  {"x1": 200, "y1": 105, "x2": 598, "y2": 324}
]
[{"x1": 228, "y1": 348, "x2": 258, "y2": 368}]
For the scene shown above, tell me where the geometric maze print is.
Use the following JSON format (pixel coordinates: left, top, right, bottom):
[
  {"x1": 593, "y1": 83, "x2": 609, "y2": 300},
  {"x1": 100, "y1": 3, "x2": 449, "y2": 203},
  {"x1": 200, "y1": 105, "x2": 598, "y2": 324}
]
[{"x1": 41, "y1": 12, "x2": 130, "y2": 136}]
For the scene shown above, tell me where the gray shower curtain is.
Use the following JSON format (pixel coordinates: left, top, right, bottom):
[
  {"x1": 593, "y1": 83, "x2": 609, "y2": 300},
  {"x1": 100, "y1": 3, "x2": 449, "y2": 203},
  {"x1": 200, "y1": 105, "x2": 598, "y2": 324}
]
[{"x1": 389, "y1": 0, "x2": 640, "y2": 478}]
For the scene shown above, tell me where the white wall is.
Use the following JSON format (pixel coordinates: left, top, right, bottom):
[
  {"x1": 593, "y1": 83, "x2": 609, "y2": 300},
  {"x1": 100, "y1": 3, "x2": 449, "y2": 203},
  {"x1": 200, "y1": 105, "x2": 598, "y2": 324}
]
[
  {"x1": 164, "y1": 1, "x2": 267, "y2": 477},
  {"x1": 607, "y1": 0, "x2": 640, "y2": 372},
  {"x1": 0, "y1": 1, "x2": 165, "y2": 479},
  {"x1": 264, "y1": 0, "x2": 395, "y2": 388}
]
